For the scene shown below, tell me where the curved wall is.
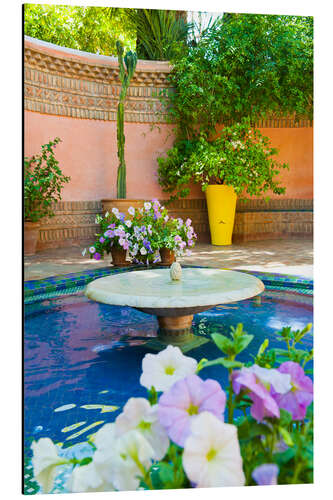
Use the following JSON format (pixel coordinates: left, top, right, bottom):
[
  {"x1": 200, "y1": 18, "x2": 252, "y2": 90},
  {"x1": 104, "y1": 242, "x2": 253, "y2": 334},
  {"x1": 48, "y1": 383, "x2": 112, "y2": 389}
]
[{"x1": 24, "y1": 37, "x2": 313, "y2": 248}]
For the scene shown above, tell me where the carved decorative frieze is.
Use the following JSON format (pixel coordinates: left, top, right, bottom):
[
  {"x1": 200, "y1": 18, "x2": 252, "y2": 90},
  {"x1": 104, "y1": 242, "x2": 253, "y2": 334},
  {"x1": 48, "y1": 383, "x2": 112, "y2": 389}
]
[{"x1": 24, "y1": 38, "x2": 312, "y2": 127}]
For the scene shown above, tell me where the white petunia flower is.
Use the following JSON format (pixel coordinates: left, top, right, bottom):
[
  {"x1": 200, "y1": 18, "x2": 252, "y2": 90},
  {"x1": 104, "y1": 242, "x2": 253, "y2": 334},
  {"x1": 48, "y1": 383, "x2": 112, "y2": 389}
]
[
  {"x1": 140, "y1": 345, "x2": 197, "y2": 392},
  {"x1": 31, "y1": 438, "x2": 68, "y2": 493},
  {"x1": 112, "y1": 207, "x2": 119, "y2": 215},
  {"x1": 89, "y1": 246, "x2": 96, "y2": 254},
  {"x1": 68, "y1": 461, "x2": 114, "y2": 493},
  {"x1": 93, "y1": 425, "x2": 154, "y2": 491},
  {"x1": 183, "y1": 412, "x2": 245, "y2": 488},
  {"x1": 116, "y1": 398, "x2": 169, "y2": 460},
  {"x1": 140, "y1": 247, "x2": 147, "y2": 255},
  {"x1": 144, "y1": 202, "x2": 152, "y2": 211},
  {"x1": 125, "y1": 220, "x2": 132, "y2": 228},
  {"x1": 250, "y1": 365, "x2": 291, "y2": 394},
  {"x1": 128, "y1": 206, "x2": 135, "y2": 216}
]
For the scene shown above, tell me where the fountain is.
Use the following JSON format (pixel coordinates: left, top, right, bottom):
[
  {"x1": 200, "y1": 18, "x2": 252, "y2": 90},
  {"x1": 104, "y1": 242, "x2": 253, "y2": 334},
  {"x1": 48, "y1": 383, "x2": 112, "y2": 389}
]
[{"x1": 85, "y1": 266, "x2": 265, "y2": 352}]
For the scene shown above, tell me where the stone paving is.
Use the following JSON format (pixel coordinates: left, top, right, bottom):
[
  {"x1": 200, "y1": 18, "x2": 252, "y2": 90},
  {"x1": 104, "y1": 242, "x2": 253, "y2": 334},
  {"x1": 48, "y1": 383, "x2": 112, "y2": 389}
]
[{"x1": 24, "y1": 238, "x2": 313, "y2": 281}]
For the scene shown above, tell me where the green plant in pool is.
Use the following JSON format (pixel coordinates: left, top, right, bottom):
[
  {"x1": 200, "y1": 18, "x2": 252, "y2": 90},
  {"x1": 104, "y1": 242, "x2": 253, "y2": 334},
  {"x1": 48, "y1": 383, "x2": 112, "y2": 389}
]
[
  {"x1": 24, "y1": 138, "x2": 70, "y2": 222},
  {"x1": 158, "y1": 118, "x2": 288, "y2": 199},
  {"x1": 30, "y1": 323, "x2": 313, "y2": 492}
]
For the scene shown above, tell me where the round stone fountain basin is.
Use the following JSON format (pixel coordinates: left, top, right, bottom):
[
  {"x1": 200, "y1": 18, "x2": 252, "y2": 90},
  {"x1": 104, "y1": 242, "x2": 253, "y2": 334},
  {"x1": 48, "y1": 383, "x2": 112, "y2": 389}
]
[{"x1": 85, "y1": 268, "x2": 264, "y2": 351}]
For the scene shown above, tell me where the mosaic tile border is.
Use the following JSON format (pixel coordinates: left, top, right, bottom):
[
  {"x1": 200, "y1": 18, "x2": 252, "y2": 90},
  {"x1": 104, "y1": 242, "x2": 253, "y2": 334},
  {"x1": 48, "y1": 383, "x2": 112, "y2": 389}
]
[{"x1": 24, "y1": 265, "x2": 313, "y2": 304}]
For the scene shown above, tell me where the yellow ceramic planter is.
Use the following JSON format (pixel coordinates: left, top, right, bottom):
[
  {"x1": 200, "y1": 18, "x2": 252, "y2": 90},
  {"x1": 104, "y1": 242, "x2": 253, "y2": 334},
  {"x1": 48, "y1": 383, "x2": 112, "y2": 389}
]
[{"x1": 205, "y1": 185, "x2": 237, "y2": 245}]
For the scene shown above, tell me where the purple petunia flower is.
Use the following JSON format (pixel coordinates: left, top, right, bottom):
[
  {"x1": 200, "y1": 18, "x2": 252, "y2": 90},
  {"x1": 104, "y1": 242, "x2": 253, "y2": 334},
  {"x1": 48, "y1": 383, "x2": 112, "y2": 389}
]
[
  {"x1": 99, "y1": 237, "x2": 105, "y2": 243},
  {"x1": 185, "y1": 218, "x2": 192, "y2": 227},
  {"x1": 272, "y1": 362, "x2": 313, "y2": 420},
  {"x1": 232, "y1": 365, "x2": 291, "y2": 422},
  {"x1": 174, "y1": 235, "x2": 182, "y2": 243},
  {"x1": 104, "y1": 230, "x2": 114, "y2": 238},
  {"x1": 93, "y1": 252, "x2": 101, "y2": 260},
  {"x1": 108, "y1": 223, "x2": 116, "y2": 229},
  {"x1": 158, "y1": 374, "x2": 226, "y2": 447},
  {"x1": 252, "y1": 464, "x2": 279, "y2": 485}
]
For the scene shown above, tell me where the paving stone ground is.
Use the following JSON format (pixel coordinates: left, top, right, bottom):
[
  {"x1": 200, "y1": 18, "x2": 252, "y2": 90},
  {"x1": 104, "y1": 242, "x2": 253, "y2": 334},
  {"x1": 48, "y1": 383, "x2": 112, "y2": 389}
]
[{"x1": 24, "y1": 238, "x2": 313, "y2": 281}]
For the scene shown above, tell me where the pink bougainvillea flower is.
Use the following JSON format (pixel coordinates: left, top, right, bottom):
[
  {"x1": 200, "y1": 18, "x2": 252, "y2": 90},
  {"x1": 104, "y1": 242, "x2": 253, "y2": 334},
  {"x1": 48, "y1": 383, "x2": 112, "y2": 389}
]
[
  {"x1": 158, "y1": 374, "x2": 226, "y2": 447},
  {"x1": 252, "y1": 463, "x2": 279, "y2": 485},
  {"x1": 272, "y1": 361, "x2": 313, "y2": 420},
  {"x1": 232, "y1": 365, "x2": 291, "y2": 422}
]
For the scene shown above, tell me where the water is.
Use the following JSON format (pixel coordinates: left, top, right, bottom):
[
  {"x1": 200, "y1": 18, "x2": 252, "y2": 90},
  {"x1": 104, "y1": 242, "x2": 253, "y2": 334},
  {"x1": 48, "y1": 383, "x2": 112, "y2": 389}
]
[{"x1": 23, "y1": 287, "x2": 313, "y2": 493}]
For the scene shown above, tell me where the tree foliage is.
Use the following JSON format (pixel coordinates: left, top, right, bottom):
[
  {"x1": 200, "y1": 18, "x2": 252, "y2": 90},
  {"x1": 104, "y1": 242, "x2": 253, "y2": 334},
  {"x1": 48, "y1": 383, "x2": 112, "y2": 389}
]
[
  {"x1": 124, "y1": 9, "x2": 192, "y2": 61},
  {"x1": 24, "y1": 4, "x2": 136, "y2": 55},
  {"x1": 167, "y1": 13, "x2": 313, "y2": 140}
]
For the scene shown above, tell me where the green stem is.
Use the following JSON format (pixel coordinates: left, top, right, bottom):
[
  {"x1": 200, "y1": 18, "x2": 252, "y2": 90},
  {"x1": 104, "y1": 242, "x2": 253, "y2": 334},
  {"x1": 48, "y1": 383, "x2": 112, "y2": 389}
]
[{"x1": 227, "y1": 368, "x2": 234, "y2": 423}]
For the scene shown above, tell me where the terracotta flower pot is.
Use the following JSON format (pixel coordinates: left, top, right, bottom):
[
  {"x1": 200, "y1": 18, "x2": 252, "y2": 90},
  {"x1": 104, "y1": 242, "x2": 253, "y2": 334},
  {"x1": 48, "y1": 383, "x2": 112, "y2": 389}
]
[
  {"x1": 101, "y1": 199, "x2": 145, "y2": 216},
  {"x1": 159, "y1": 248, "x2": 176, "y2": 266},
  {"x1": 111, "y1": 247, "x2": 129, "y2": 267},
  {"x1": 24, "y1": 222, "x2": 40, "y2": 255}
]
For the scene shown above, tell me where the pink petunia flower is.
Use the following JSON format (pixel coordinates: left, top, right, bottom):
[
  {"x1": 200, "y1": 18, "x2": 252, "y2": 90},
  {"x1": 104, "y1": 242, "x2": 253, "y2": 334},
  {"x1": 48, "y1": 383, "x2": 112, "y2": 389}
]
[
  {"x1": 232, "y1": 365, "x2": 291, "y2": 422},
  {"x1": 272, "y1": 362, "x2": 313, "y2": 420},
  {"x1": 158, "y1": 374, "x2": 226, "y2": 447}
]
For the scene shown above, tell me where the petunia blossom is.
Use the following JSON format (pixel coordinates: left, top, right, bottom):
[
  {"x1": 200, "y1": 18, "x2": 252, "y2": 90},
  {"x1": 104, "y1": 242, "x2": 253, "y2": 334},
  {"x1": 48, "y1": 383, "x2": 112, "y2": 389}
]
[
  {"x1": 92, "y1": 423, "x2": 154, "y2": 491},
  {"x1": 182, "y1": 412, "x2": 245, "y2": 488},
  {"x1": 128, "y1": 206, "x2": 135, "y2": 216},
  {"x1": 158, "y1": 374, "x2": 226, "y2": 447},
  {"x1": 31, "y1": 438, "x2": 68, "y2": 493},
  {"x1": 140, "y1": 345, "x2": 197, "y2": 392},
  {"x1": 252, "y1": 463, "x2": 279, "y2": 485},
  {"x1": 232, "y1": 364, "x2": 291, "y2": 421},
  {"x1": 68, "y1": 461, "x2": 114, "y2": 493},
  {"x1": 115, "y1": 397, "x2": 169, "y2": 460},
  {"x1": 93, "y1": 252, "x2": 101, "y2": 260},
  {"x1": 272, "y1": 361, "x2": 313, "y2": 420}
]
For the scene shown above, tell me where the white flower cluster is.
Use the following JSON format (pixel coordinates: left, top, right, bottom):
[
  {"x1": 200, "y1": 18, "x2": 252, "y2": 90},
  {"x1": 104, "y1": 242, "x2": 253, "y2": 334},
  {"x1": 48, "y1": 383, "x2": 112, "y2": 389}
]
[{"x1": 31, "y1": 346, "x2": 245, "y2": 493}]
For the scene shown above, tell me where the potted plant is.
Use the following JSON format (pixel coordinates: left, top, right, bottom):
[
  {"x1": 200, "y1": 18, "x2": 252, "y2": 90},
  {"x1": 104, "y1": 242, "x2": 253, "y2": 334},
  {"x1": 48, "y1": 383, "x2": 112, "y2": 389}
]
[
  {"x1": 136, "y1": 200, "x2": 197, "y2": 264},
  {"x1": 24, "y1": 137, "x2": 70, "y2": 255},
  {"x1": 157, "y1": 118, "x2": 288, "y2": 245},
  {"x1": 101, "y1": 41, "x2": 139, "y2": 215},
  {"x1": 84, "y1": 209, "x2": 134, "y2": 266}
]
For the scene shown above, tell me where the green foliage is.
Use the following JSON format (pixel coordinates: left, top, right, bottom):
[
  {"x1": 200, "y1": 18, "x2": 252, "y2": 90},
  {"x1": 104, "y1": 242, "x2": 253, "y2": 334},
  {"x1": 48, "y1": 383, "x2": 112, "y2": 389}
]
[
  {"x1": 167, "y1": 13, "x2": 313, "y2": 140},
  {"x1": 24, "y1": 138, "x2": 70, "y2": 222},
  {"x1": 254, "y1": 323, "x2": 313, "y2": 369},
  {"x1": 116, "y1": 42, "x2": 137, "y2": 198},
  {"x1": 157, "y1": 118, "x2": 289, "y2": 199},
  {"x1": 197, "y1": 322, "x2": 313, "y2": 484},
  {"x1": 24, "y1": 4, "x2": 136, "y2": 55},
  {"x1": 125, "y1": 9, "x2": 192, "y2": 61}
]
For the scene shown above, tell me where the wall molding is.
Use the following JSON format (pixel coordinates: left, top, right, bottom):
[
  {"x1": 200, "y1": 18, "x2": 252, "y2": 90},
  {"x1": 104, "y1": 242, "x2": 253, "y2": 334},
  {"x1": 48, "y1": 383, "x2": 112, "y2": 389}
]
[{"x1": 25, "y1": 37, "x2": 313, "y2": 127}]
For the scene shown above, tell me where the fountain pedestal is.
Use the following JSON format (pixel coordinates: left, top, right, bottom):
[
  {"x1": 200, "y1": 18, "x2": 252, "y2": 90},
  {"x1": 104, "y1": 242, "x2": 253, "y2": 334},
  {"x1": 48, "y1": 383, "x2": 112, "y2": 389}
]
[{"x1": 85, "y1": 268, "x2": 265, "y2": 352}]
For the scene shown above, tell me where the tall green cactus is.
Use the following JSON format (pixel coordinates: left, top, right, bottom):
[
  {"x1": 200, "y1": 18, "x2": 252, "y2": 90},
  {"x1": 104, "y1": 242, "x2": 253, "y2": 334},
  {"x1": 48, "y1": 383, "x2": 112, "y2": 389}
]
[{"x1": 116, "y1": 41, "x2": 137, "y2": 199}]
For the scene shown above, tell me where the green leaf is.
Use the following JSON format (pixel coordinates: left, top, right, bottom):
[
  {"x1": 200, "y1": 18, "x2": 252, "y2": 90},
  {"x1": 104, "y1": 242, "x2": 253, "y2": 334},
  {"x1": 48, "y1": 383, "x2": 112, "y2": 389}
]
[
  {"x1": 278, "y1": 426, "x2": 294, "y2": 447},
  {"x1": 211, "y1": 333, "x2": 234, "y2": 354},
  {"x1": 234, "y1": 334, "x2": 254, "y2": 354}
]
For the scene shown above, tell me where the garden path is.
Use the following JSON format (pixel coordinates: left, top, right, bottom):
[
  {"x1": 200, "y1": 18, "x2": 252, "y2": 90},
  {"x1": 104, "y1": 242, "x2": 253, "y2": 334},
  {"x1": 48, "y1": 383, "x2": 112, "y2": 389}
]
[{"x1": 24, "y1": 239, "x2": 313, "y2": 281}]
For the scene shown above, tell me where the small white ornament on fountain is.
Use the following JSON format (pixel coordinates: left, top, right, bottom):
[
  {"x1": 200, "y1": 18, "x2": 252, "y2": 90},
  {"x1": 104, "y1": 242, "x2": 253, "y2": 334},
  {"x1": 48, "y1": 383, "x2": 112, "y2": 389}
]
[{"x1": 170, "y1": 262, "x2": 182, "y2": 281}]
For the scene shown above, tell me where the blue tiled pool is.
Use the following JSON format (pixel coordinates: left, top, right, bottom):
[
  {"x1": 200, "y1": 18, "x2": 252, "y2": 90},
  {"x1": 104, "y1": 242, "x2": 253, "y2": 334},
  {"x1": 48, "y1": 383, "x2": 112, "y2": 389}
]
[{"x1": 23, "y1": 267, "x2": 313, "y2": 494}]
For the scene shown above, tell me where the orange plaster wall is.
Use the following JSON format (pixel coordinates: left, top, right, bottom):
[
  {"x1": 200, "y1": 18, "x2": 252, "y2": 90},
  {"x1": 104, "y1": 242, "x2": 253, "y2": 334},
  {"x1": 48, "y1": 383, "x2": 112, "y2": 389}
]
[
  {"x1": 257, "y1": 127, "x2": 313, "y2": 199},
  {"x1": 24, "y1": 110, "x2": 312, "y2": 201}
]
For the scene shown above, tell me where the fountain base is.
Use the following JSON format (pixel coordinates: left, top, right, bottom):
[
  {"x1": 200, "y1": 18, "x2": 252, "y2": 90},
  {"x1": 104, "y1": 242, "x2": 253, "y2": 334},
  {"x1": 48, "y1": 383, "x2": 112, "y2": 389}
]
[{"x1": 145, "y1": 333, "x2": 209, "y2": 353}]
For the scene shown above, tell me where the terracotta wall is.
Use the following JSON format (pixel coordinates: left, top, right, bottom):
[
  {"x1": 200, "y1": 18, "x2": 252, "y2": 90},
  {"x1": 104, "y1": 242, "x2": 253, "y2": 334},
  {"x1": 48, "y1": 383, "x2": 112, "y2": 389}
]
[
  {"x1": 24, "y1": 36, "x2": 313, "y2": 202},
  {"x1": 24, "y1": 37, "x2": 313, "y2": 248}
]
